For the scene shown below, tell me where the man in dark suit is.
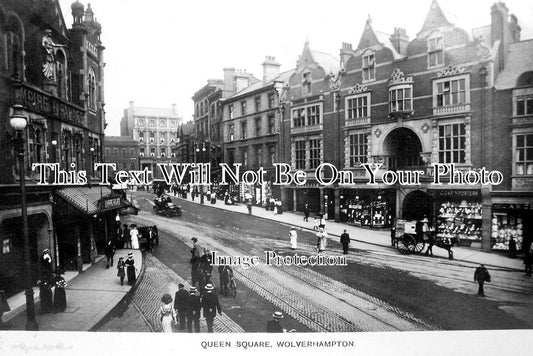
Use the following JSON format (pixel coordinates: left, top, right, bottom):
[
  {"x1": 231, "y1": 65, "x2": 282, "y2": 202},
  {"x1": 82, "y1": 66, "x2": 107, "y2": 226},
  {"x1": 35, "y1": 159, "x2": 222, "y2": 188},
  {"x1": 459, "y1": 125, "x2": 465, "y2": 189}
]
[
  {"x1": 201, "y1": 283, "x2": 221, "y2": 333},
  {"x1": 186, "y1": 287, "x2": 201, "y2": 333},
  {"x1": 174, "y1": 283, "x2": 189, "y2": 331},
  {"x1": 266, "y1": 311, "x2": 285, "y2": 332},
  {"x1": 340, "y1": 229, "x2": 350, "y2": 254}
]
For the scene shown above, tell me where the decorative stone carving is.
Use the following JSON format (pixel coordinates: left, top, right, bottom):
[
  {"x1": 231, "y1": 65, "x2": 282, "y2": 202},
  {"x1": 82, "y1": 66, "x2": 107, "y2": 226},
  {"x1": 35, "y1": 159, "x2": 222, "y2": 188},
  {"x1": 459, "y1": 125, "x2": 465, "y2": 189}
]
[
  {"x1": 41, "y1": 29, "x2": 66, "y2": 82},
  {"x1": 437, "y1": 64, "x2": 466, "y2": 78},
  {"x1": 421, "y1": 122, "x2": 430, "y2": 133},
  {"x1": 374, "y1": 128, "x2": 382, "y2": 138},
  {"x1": 348, "y1": 83, "x2": 368, "y2": 94},
  {"x1": 420, "y1": 152, "x2": 432, "y2": 165},
  {"x1": 388, "y1": 68, "x2": 413, "y2": 86},
  {"x1": 327, "y1": 71, "x2": 342, "y2": 91}
]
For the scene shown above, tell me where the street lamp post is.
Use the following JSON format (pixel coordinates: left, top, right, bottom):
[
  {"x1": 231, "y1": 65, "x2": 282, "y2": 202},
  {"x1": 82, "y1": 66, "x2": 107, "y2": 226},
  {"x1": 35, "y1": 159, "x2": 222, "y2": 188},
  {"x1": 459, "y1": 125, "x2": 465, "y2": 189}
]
[{"x1": 10, "y1": 104, "x2": 39, "y2": 331}]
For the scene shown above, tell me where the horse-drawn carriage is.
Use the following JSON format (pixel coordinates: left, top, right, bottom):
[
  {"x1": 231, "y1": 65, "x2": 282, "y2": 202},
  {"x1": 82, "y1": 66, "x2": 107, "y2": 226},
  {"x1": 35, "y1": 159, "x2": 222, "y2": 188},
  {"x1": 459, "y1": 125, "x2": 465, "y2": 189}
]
[
  {"x1": 394, "y1": 219, "x2": 454, "y2": 259},
  {"x1": 153, "y1": 194, "x2": 182, "y2": 217}
]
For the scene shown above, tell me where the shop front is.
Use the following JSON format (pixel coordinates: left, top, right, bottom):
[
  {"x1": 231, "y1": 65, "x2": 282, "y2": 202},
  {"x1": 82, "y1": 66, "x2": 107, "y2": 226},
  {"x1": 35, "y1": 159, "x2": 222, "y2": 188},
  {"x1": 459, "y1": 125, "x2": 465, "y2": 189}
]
[{"x1": 341, "y1": 189, "x2": 395, "y2": 228}]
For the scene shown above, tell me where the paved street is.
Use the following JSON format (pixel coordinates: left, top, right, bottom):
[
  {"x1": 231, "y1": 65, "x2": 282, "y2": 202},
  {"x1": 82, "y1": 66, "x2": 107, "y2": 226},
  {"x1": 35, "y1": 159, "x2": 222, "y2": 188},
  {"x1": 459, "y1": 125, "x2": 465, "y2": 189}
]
[{"x1": 98, "y1": 190, "x2": 533, "y2": 332}]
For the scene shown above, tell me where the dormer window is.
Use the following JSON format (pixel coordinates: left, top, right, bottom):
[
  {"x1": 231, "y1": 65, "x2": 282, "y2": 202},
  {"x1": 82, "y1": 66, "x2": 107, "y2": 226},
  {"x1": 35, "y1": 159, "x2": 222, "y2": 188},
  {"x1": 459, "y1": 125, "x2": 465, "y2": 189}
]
[
  {"x1": 362, "y1": 52, "x2": 375, "y2": 82},
  {"x1": 428, "y1": 35, "x2": 444, "y2": 68},
  {"x1": 303, "y1": 71, "x2": 311, "y2": 95}
]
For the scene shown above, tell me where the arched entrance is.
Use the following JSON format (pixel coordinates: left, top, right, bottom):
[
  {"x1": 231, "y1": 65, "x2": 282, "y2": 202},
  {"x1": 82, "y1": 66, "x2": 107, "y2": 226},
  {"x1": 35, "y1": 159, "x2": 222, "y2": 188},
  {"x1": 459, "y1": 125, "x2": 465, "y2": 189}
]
[
  {"x1": 383, "y1": 128, "x2": 423, "y2": 169},
  {"x1": 402, "y1": 190, "x2": 433, "y2": 221}
]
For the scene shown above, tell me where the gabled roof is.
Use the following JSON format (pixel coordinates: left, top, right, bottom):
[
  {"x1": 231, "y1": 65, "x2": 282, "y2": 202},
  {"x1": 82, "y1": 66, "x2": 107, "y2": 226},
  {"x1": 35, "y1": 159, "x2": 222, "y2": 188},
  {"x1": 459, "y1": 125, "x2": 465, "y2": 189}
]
[
  {"x1": 356, "y1": 19, "x2": 402, "y2": 59},
  {"x1": 133, "y1": 107, "x2": 180, "y2": 118},
  {"x1": 297, "y1": 41, "x2": 340, "y2": 74},
  {"x1": 230, "y1": 69, "x2": 295, "y2": 99},
  {"x1": 417, "y1": 0, "x2": 453, "y2": 37},
  {"x1": 495, "y1": 40, "x2": 533, "y2": 90}
]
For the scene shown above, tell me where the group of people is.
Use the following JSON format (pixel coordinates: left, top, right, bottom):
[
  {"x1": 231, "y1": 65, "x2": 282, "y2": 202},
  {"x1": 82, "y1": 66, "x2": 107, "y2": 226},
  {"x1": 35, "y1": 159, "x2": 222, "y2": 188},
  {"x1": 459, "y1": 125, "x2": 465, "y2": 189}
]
[
  {"x1": 39, "y1": 249, "x2": 67, "y2": 314},
  {"x1": 116, "y1": 252, "x2": 136, "y2": 286},
  {"x1": 116, "y1": 223, "x2": 139, "y2": 250}
]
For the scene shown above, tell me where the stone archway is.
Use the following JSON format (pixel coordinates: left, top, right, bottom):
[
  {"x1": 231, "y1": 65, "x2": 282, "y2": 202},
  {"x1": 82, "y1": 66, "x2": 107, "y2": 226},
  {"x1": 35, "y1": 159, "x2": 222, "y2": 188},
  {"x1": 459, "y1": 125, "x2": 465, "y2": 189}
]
[{"x1": 383, "y1": 127, "x2": 423, "y2": 169}]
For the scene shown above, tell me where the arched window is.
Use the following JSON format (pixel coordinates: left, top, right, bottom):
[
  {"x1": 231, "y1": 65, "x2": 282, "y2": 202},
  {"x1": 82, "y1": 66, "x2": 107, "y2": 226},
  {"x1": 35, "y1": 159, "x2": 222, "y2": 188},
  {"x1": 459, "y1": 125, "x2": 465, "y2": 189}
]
[
  {"x1": 5, "y1": 14, "x2": 25, "y2": 79},
  {"x1": 88, "y1": 67, "x2": 97, "y2": 110}
]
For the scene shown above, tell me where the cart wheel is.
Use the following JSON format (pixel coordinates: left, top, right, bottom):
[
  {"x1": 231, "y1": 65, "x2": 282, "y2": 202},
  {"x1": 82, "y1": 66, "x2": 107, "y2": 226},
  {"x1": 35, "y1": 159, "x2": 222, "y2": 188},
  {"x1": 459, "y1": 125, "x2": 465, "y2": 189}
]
[
  {"x1": 397, "y1": 236, "x2": 411, "y2": 254},
  {"x1": 405, "y1": 235, "x2": 418, "y2": 253},
  {"x1": 414, "y1": 240, "x2": 425, "y2": 254}
]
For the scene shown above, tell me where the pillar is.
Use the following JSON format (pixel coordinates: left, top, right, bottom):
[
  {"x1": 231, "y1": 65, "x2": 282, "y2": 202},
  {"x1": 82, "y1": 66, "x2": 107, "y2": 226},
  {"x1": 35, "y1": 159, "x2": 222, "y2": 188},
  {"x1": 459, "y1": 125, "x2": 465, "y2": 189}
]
[
  {"x1": 481, "y1": 186, "x2": 492, "y2": 252},
  {"x1": 75, "y1": 225, "x2": 83, "y2": 273},
  {"x1": 334, "y1": 188, "x2": 340, "y2": 222},
  {"x1": 89, "y1": 222, "x2": 97, "y2": 264},
  {"x1": 319, "y1": 188, "x2": 325, "y2": 215},
  {"x1": 293, "y1": 189, "x2": 297, "y2": 212}
]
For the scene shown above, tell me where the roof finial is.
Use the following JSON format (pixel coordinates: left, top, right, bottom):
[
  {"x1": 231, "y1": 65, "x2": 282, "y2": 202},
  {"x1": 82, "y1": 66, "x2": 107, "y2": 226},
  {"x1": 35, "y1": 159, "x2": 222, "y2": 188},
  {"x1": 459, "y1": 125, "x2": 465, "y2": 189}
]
[{"x1": 367, "y1": 14, "x2": 372, "y2": 24}]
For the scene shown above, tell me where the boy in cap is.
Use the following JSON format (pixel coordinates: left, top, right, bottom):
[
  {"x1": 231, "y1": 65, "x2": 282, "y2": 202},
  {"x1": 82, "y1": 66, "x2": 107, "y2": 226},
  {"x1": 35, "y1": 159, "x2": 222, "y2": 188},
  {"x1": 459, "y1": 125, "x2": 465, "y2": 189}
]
[
  {"x1": 186, "y1": 287, "x2": 201, "y2": 333},
  {"x1": 201, "y1": 283, "x2": 221, "y2": 333}
]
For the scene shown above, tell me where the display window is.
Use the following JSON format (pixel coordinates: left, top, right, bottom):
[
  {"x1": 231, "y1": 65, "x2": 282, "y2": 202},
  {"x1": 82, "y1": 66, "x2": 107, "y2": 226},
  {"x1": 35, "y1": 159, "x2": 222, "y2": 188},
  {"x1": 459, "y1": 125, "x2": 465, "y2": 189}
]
[
  {"x1": 491, "y1": 204, "x2": 530, "y2": 251},
  {"x1": 435, "y1": 192, "x2": 482, "y2": 246}
]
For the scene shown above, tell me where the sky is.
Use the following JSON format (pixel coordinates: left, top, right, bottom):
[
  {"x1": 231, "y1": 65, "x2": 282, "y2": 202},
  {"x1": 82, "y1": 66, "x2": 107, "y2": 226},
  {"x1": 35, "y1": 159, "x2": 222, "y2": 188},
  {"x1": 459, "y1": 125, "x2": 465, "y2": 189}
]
[{"x1": 58, "y1": 0, "x2": 533, "y2": 136}]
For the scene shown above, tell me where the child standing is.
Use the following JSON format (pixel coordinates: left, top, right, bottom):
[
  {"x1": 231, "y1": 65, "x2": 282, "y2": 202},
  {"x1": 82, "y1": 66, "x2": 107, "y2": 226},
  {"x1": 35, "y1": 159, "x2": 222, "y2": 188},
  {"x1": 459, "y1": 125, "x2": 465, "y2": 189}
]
[{"x1": 117, "y1": 257, "x2": 126, "y2": 286}]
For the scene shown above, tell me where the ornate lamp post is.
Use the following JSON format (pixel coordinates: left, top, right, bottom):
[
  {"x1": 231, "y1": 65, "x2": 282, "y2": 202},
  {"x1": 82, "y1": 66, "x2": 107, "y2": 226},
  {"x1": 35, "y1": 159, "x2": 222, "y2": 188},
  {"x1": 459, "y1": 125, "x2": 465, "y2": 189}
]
[{"x1": 10, "y1": 104, "x2": 39, "y2": 330}]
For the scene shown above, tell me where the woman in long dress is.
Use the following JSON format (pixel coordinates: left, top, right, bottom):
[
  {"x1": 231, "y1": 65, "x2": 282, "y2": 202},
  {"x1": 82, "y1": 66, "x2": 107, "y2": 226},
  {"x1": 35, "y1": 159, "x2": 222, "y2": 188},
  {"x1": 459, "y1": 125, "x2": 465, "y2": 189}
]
[
  {"x1": 316, "y1": 228, "x2": 328, "y2": 253},
  {"x1": 289, "y1": 227, "x2": 298, "y2": 250},
  {"x1": 53, "y1": 271, "x2": 67, "y2": 312},
  {"x1": 125, "y1": 253, "x2": 136, "y2": 285},
  {"x1": 160, "y1": 293, "x2": 176, "y2": 333},
  {"x1": 130, "y1": 225, "x2": 140, "y2": 250}
]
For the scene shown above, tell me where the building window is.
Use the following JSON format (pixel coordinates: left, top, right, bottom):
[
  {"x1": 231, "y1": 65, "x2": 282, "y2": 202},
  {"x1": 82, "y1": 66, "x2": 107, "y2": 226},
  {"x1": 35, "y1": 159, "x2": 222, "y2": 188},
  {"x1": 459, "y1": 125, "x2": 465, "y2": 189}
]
[
  {"x1": 229, "y1": 125, "x2": 234, "y2": 141},
  {"x1": 292, "y1": 104, "x2": 321, "y2": 128},
  {"x1": 150, "y1": 147, "x2": 155, "y2": 157},
  {"x1": 242, "y1": 149, "x2": 248, "y2": 166},
  {"x1": 309, "y1": 138, "x2": 321, "y2": 169},
  {"x1": 227, "y1": 149, "x2": 235, "y2": 165},
  {"x1": 241, "y1": 121, "x2": 247, "y2": 139},
  {"x1": 516, "y1": 134, "x2": 533, "y2": 175},
  {"x1": 346, "y1": 94, "x2": 370, "y2": 119},
  {"x1": 295, "y1": 141, "x2": 306, "y2": 170},
  {"x1": 28, "y1": 128, "x2": 43, "y2": 169},
  {"x1": 269, "y1": 146, "x2": 276, "y2": 165},
  {"x1": 149, "y1": 132, "x2": 155, "y2": 143},
  {"x1": 428, "y1": 36, "x2": 444, "y2": 68},
  {"x1": 229, "y1": 105, "x2": 234, "y2": 119},
  {"x1": 149, "y1": 120, "x2": 155, "y2": 128},
  {"x1": 113, "y1": 148, "x2": 118, "y2": 156},
  {"x1": 159, "y1": 119, "x2": 166, "y2": 127},
  {"x1": 389, "y1": 86, "x2": 412, "y2": 113},
  {"x1": 140, "y1": 147, "x2": 145, "y2": 157},
  {"x1": 241, "y1": 101, "x2": 247, "y2": 116},
  {"x1": 122, "y1": 148, "x2": 127, "y2": 156},
  {"x1": 516, "y1": 97, "x2": 533, "y2": 116},
  {"x1": 88, "y1": 67, "x2": 97, "y2": 110},
  {"x1": 268, "y1": 93, "x2": 275, "y2": 109},
  {"x1": 130, "y1": 149, "x2": 135, "y2": 156},
  {"x1": 255, "y1": 97, "x2": 261, "y2": 112},
  {"x1": 161, "y1": 147, "x2": 166, "y2": 157},
  {"x1": 303, "y1": 72, "x2": 311, "y2": 95},
  {"x1": 438, "y1": 123, "x2": 466, "y2": 163},
  {"x1": 139, "y1": 131, "x2": 144, "y2": 142},
  {"x1": 138, "y1": 119, "x2": 144, "y2": 126},
  {"x1": 105, "y1": 148, "x2": 110, "y2": 156},
  {"x1": 436, "y1": 79, "x2": 466, "y2": 106},
  {"x1": 255, "y1": 117, "x2": 261, "y2": 137},
  {"x1": 268, "y1": 115, "x2": 275, "y2": 134},
  {"x1": 170, "y1": 120, "x2": 176, "y2": 128},
  {"x1": 349, "y1": 133, "x2": 368, "y2": 167},
  {"x1": 257, "y1": 147, "x2": 263, "y2": 167},
  {"x1": 362, "y1": 52, "x2": 375, "y2": 82}
]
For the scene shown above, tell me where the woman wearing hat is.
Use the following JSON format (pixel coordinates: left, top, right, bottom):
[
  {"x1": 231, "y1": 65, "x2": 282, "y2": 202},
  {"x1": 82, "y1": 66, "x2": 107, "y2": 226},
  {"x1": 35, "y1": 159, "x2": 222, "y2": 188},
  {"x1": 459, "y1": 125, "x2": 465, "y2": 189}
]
[
  {"x1": 116, "y1": 257, "x2": 126, "y2": 286},
  {"x1": 125, "y1": 253, "x2": 136, "y2": 285},
  {"x1": 289, "y1": 227, "x2": 298, "y2": 250},
  {"x1": 160, "y1": 293, "x2": 176, "y2": 333},
  {"x1": 53, "y1": 269, "x2": 67, "y2": 312}
]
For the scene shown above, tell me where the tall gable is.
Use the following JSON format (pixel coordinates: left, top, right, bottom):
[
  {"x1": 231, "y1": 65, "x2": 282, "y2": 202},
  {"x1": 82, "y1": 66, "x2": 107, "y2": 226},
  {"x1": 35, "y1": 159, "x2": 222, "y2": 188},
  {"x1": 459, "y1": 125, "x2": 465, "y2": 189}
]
[
  {"x1": 356, "y1": 19, "x2": 382, "y2": 52},
  {"x1": 417, "y1": 0, "x2": 453, "y2": 38}
]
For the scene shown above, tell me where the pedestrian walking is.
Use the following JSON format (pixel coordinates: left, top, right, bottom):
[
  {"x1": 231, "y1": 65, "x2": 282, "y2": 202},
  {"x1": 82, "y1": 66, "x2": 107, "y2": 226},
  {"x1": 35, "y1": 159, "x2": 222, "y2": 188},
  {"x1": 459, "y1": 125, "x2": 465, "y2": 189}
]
[
  {"x1": 319, "y1": 214, "x2": 326, "y2": 229},
  {"x1": 174, "y1": 283, "x2": 189, "y2": 330},
  {"x1": 340, "y1": 229, "x2": 350, "y2": 254},
  {"x1": 40, "y1": 248, "x2": 53, "y2": 282},
  {"x1": 313, "y1": 217, "x2": 319, "y2": 231},
  {"x1": 125, "y1": 252, "x2": 136, "y2": 286},
  {"x1": 316, "y1": 227, "x2": 328, "y2": 253},
  {"x1": 160, "y1": 293, "x2": 177, "y2": 333},
  {"x1": 190, "y1": 237, "x2": 205, "y2": 287},
  {"x1": 201, "y1": 283, "x2": 221, "y2": 333},
  {"x1": 105, "y1": 240, "x2": 115, "y2": 268},
  {"x1": 247, "y1": 199, "x2": 252, "y2": 215},
  {"x1": 218, "y1": 265, "x2": 233, "y2": 297},
  {"x1": 474, "y1": 264, "x2": 491, "y2": 296},
  {"x1": 117, "y1": 257, "x2": 126, "y2": 286},
  {"x1": 289, "y1": 227, "x2": 298, "y2": 250},
  {"x1": 130, "y1": 225, "x2": 140, "y2": 250},
  {"x1": 303, "y1": 204, "x2": 310, "y2": 222},
  {"x1": 53, "y1": 270, "x2": 67, "y2": 312},
  {"x1": 186, "y1": 287, "x2": 201, "y2": 333},
  {"x1": 390, "y1": 225, "x2": 396, "y2": 247},
  {"x1": 122, "y1": 224, "x2": 131, "y2": 249},
  {"x1": 508, "y1": 236, "x2": 517, "y2": 258},
  {"x1": 39, "y1": 279, "x2": 53, "y2": 314},
  {"x1": 266, "y1": 311, "x2": 285, "y2": 333},
  {"x1": 525, "y1": 242, "x2": 533, "y2": 277}
]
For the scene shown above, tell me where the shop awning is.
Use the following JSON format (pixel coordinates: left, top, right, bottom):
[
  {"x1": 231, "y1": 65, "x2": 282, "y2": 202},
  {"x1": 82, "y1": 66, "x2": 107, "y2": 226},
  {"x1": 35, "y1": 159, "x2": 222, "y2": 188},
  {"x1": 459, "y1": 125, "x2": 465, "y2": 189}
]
[{"x1": 56, "y1": 186, "x2": 129, "y2": 215}]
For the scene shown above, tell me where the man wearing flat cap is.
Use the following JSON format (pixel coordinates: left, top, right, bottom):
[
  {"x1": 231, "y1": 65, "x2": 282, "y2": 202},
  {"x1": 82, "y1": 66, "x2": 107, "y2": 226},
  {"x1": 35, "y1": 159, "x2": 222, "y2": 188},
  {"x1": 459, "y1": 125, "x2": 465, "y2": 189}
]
[
  {"x1": 186, "y1": 287, "x2": 201, "y2": 333},
  {"x1": 174, "y1": 283, "x2": 189, "y2": 330},
  {"x1": 266, "y1": 311, "x2": 285, "y2": 333},
  {"x1": 201, "y1": 283, "x2": 221, "y2": 333}
]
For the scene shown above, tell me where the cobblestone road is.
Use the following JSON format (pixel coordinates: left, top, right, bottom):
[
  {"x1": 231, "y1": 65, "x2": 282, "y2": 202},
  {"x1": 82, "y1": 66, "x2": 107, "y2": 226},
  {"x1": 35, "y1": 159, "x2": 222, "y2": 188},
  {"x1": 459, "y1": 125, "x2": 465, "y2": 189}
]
[{"x1": 133, "y1": 211, "x2": 435, "y2": 332}]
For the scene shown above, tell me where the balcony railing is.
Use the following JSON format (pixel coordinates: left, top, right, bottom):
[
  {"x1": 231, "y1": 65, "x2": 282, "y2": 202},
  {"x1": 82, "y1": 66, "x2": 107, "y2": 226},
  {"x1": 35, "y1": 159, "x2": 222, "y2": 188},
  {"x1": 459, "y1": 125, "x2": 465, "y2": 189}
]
[
  {"x1": 345, "y1": 117, "x2": 371, "y2": 127},
  {"x1": 291, "y1": 124, "x2": 323, "y2": 135},
  {"x1": 433, "y1": 103, "x2": 470, "y2": 116}
]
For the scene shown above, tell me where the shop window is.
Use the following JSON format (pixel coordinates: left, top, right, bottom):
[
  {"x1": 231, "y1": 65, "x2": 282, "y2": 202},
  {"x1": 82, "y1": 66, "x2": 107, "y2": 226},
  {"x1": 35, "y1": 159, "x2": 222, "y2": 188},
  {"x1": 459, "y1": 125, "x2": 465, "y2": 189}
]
[
  {"x1": 428, "y1": 35, "x2": 444, "y2": 68},
  {"x1": 491, "y1": 205, "x2": 526, "y2": 251},
  {"x1": 295, "y1": 141, "x2": 306, "y2": 170},
  {"x1": 437, "y1": 200, "x2": 482, "y2": 244},
  {"x1": 362, "y1": 52, "x2": 375, "y2": 82},
  {"x1": 516, "y1": 97, "x2": 533, "y2": 116},
  {"x1": 309, "y1": 138, "x2": 321, "y2": 169},
  {"x1": 346, "y1": 94, "x2": 370, "y2": 119},
  {"x1": 389, "y1": 86, "x2": 412, "y2": 113},
  {"x1": 436, "y1": 78, "x2": 466, "y2": 106},
  {"x1": 349, "y1": 133, "x2": 368, "y2": 167},
  {"x1": 438, "y1": 123, "x2": 466, "y2": 163},
  {"x1": 515, "y1": 134, "x2": 533, "y2": 175}
]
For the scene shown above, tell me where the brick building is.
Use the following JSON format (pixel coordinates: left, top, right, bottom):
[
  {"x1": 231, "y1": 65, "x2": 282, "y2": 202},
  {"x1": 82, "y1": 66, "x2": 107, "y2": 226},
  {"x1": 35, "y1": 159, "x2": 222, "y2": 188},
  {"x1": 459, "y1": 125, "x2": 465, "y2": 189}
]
[
  {"x1": 279, "y1": 0, "x2": 532, "y2": 252},
  {"x1": 0, "y1": 1, "x2": 126, "y2": 296},
  {"x1": 103, "y1": 136, "x2": 139, "y2": 172}
]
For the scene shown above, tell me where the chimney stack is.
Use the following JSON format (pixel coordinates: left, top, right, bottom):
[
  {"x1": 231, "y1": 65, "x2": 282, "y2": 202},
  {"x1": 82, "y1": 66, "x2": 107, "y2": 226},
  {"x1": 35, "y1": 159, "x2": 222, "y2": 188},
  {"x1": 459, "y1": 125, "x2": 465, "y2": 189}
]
[
  {"x1": 491, "y1": 2, "x2": 512, "y2": 72},
  {"x1": 223, "y1": 67, "x2": 235, "y2": 97},
  {"x1": 390, "y1": 28, "x2": 409, "y2": 56},
  {"x1": 340, "y1": 43, "x2": 353, "y2": 70},
  {"x1": 262, "y1": 56, "x2": 281, "y2": 84}
]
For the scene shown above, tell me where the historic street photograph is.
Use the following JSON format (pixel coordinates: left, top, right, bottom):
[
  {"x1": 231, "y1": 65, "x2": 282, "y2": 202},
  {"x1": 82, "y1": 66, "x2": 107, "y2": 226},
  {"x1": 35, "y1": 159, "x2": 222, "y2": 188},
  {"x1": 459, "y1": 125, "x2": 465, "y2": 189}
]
[{"x1": 1, "y1": 0, "x2": 533, "y2": 354}]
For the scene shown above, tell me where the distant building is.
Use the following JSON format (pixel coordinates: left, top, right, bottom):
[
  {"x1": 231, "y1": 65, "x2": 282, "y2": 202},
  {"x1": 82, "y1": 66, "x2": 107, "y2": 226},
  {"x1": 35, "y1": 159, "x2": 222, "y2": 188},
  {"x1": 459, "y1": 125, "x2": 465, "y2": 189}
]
[
  {"x1": 104, "y1": 136, "x2": 139, "y2": 172},
  {"x1": 120, "y1": 101, "x2": 182, "y2": 179}
]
